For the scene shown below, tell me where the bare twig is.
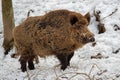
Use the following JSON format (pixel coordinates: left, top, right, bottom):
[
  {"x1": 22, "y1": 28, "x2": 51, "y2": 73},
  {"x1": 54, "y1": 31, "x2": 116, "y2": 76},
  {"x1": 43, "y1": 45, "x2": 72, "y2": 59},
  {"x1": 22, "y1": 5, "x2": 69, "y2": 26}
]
[
  {"x1": 88, "y1": 64, "x2": 103, "y2": 80},
  {"x1": 24, "y1": 69, "x2": 31, "y2": 80},
  {"x1": 56, "y1": 72, "x2": 92, "y2": 80},
  {"x1": 69, "y1": 74, "x2": 78, "y2": 80},
  {"x1": 54, "y1": 64, "x2": 61, "y2": 78},
  {"x1": 27, "y1": 72, "x2": 31, "y2": 80},
  {"x1": 113, "y1": 48, "x2": 120, "y2": 54},
  {"x1": 89, "y1": 64, "x2": 95, "y2": 75},
  {"x1": 56, "y1": 64, "x2": 103, "y2": 80},
  {"x1": 113, "y1": 24, "x2": 120, "y2": 31},
  {"x1": 27, "y1": 9, "x2": 34, "y2": 17},
  {"x1": 114, "y1": 74, "x2": 120, "y2": 80},
  {"x1": 91, "y1": 53, "x2": 103, "y2": 59},
  {"x1": 102, "y1": 9, "x2": 118, "y2": 20},
  {"x1": 97, "y1": 69, "x2": 107, "y2": 76}
]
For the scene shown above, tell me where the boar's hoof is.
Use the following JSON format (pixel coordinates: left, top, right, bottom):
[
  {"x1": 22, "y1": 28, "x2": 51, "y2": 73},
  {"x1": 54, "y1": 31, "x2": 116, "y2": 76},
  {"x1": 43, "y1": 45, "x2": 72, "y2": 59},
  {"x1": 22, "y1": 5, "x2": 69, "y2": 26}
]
[
  {"x1": 28, "y1": 61, "x2": 35, "y2": 70},
  {"x1": 61, "y1": 64, "x2": 68, "y2": 71},
  {"x1": 21, "y1": 65, "x2": 27, "y2": 72}
]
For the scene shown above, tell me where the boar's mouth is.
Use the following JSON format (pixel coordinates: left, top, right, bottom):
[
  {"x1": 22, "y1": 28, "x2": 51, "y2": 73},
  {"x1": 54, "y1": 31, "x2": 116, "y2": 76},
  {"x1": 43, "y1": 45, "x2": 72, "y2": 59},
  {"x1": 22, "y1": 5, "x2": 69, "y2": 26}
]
[
  {"x1": 78, "y1": 34, "x2": 95, "y2": 44},
  {"x1": 73, "y1": 32, "x2": 95, "y2": 45},
  {"x1": 81, "y1": 36, "x2": 95, "y2": 44}
]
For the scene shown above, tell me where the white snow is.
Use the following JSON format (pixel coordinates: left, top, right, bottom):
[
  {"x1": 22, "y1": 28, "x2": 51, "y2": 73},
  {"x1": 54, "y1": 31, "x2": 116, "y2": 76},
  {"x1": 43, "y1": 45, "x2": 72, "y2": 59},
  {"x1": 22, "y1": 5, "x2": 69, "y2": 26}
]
[{"x1": 0, "y1": 0, "x2": 120, "y2": 80}]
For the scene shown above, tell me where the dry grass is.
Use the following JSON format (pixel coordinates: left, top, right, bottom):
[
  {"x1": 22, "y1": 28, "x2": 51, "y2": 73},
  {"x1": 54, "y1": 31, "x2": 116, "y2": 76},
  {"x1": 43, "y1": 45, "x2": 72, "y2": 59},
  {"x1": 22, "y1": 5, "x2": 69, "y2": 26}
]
[{"x1": 54, "y1": 64, "x2": 104, "y2": 80}]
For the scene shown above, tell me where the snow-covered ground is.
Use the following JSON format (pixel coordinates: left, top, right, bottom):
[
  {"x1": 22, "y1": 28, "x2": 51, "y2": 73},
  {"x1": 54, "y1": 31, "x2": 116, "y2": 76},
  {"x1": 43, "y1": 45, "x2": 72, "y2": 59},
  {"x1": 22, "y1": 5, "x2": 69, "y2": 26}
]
[{"x1": 0, "y1": 0, "x2": 120, "y2": 80}]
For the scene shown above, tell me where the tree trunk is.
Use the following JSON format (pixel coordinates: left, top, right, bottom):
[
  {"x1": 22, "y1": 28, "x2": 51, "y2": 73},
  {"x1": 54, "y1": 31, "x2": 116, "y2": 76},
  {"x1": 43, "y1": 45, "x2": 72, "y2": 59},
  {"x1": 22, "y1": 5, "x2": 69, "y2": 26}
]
[{"x1": 2, "y1": 0, "x2": 15, "y2": 55}]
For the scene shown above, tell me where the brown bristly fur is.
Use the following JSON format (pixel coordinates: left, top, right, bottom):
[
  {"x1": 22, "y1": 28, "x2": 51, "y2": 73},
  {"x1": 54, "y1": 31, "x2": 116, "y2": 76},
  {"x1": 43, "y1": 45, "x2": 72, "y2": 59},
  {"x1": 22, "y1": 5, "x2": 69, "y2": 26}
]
[{"x1": 13, "y1": 9, "x2": 95, "y2": 72}]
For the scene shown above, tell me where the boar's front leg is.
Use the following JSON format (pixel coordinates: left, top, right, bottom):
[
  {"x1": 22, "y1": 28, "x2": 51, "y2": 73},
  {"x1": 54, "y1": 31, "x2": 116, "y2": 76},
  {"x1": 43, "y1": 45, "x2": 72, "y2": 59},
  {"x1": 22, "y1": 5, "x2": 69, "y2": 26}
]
[
  {"x1": 56, "y1": 52, "x2": 74, "y2": 70},
  {"x1": 67, "y1": 52, "x2": 74, "y2": 66},
  {"x1": 28, "y1": 59, "x2": 35, "y2": 70},
  {"x1": 28, "y1": 54, "x2": 36, "y2": 70},
  {"x1": 56, "y1": 53, "x2": 68, "y2": 70}
]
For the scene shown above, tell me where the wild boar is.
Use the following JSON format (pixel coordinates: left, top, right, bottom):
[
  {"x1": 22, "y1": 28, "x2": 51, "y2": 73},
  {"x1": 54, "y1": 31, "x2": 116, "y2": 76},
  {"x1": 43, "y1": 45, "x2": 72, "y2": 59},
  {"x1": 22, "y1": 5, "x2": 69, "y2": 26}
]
[{"x1": 12, "y1": 9, "x2": 95, "y2": 72}]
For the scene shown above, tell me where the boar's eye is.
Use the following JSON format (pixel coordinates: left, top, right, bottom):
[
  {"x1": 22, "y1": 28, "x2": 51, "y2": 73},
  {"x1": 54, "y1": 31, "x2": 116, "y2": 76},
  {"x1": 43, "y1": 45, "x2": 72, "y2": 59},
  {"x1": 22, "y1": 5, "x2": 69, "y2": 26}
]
[{"x1": 70, "y1": 15, "x2": 78, "y2": 25}]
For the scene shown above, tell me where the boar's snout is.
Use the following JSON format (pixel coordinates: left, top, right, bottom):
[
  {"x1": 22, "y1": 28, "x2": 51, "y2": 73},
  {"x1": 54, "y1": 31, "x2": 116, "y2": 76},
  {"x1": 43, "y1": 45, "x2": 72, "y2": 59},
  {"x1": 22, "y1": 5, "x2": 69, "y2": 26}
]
[
  {"x1": 88, "y1": 36, "x2": 95, "y2": 42},
  {"x1": 82, "y1": 34, "x2": 95, "y2": 44}
]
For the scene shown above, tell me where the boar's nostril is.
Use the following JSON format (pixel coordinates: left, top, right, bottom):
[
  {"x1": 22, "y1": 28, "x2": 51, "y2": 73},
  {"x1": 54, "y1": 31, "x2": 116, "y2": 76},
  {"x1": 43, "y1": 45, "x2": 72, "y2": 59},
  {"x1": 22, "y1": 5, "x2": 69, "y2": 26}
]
[{"x1": 89, "y1": 37, "x2": 95, "y2": 42}]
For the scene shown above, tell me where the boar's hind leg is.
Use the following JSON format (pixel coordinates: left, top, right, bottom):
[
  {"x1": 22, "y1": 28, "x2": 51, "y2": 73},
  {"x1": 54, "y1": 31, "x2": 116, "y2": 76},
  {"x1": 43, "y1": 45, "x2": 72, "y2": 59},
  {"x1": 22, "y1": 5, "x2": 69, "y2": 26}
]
[
  {"x1": 19, "y1": 51, "x2": 36, "y2": 72},
  {"x1": 19, "y1": 53, "x2": 28, "y2": 72},
  {"x1": 67, "y1": 52, "x2": 74, "y2": 66}
]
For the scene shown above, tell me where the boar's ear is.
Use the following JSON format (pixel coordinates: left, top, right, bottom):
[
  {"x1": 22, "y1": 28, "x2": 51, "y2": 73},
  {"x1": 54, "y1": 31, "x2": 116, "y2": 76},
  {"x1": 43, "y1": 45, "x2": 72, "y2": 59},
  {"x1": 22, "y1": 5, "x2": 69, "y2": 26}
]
[
  {"x1": 84, "y1": 12, "x2": 90, "y2": 24},
  {"x1": 69, "y1": 14, "x2": 78, "y2": 25}
]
